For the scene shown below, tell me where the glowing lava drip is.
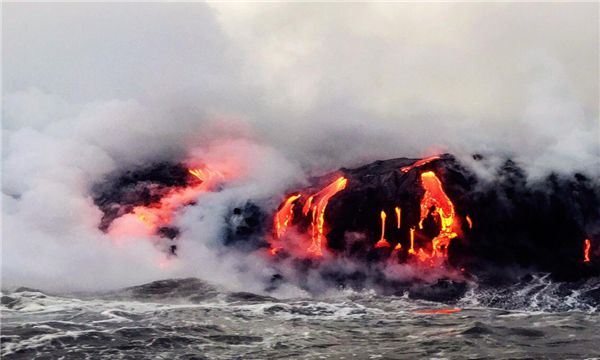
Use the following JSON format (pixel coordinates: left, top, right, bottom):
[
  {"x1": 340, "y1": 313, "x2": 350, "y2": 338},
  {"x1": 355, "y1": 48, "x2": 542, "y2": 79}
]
[
  {"x1": 375, "y1": 211, "x2": 391, "y2": 248},
  {"x1": 412, "y1": 171, "x2": 459, "y2": 261},
  {"x1": 393, "y1": 207, "x2": 402, "y2": 251},
  {"x1": 272, "y1": 176, "x2": 347, "y2": 257},
  {"x1": 409, "y1": 228, "x2": 416, "y2": 254},
  {"x1": 584, "y1": 239, "x2": 591, "y2": 263},
  {"x1": 465, "y1": 215, "x2": 473, "y2": 229}
]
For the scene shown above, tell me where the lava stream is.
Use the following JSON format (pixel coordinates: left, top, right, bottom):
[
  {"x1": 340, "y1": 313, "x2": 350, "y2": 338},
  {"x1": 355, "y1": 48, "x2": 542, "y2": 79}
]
[
  {"x1": 416, "y1": 171, "x2": 459, "y2": 259},
  {"x1": 584, "y1": 239, "x2": 591, "y2": 263},
  {"x1": 271, "y1": 176, "x2": 347, "y2": 257},
  {"x1": 308, "y1": 177, "x2": 348, "y2": 255},
  {"x1": 375, "y1": 210, "x2": 391, "y2": 248},
  {"x1": 274, "y1": 194, "x2": 301, "y2": 238},
  {"x1": 400, "y1": 155, "x2": 441, "y2": 173}
]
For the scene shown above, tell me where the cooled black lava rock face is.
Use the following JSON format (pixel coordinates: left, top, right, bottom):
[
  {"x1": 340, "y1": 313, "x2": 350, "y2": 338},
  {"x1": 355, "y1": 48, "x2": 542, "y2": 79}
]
[
  {"x1": 447, "y1": 161, "x2": 600, "y2": 281},
  {"x1": 225, "y1": 202, "x2": 269, "y2": 250},
  {"x1": 293, "y1": 154, "x2": 600, "y2": 282}
]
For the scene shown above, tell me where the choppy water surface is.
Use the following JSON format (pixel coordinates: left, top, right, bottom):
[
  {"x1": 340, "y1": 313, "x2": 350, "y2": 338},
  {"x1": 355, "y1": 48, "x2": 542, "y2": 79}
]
[{"x1": 2, "y1": 278, "x2": 599, "y2": 359}]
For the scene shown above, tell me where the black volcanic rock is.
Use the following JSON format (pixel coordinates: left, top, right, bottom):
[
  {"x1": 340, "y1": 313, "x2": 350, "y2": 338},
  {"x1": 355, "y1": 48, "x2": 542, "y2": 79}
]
[
  {"x1": 118, "y1": 278, "x2": 218, "y2": 303},
  {"x1": 282, "y1": 154, "x2": 600, "y2": 282},
  {"x1": 90, "y1": 155, "x2": 600, "y2": 287},
  {"x1": 408, "y1": 279, "x2": 468, "y2": 302},
  {"x1": 326, "y1": 154, "x2": 469, "y2": 258},
  {"x1": 225, "y1": 202, "x2": 268, "y2": 250}
]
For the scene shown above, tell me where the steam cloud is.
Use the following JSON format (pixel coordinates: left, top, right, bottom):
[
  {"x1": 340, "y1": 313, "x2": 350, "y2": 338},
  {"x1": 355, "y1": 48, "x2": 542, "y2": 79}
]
[{"x1": 2, "y1": 3, "x2": 598, "y2": 292}]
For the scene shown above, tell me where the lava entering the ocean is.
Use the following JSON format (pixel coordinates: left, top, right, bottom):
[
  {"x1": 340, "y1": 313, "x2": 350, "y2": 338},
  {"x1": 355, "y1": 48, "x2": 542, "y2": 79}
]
[
  {"x1": 269, "y1": 157, "x2": 465, "y2": 267},
  {"x1": 416, "y1": 171, "x2": 459, "y2": 260},
  {"x1": 270, "y1": 176, "x2": 347, "y2": 257},
  {"x1": 93, "y1": 153, "x2": 600, "y2": 282},
  {"x1": 305, "y1": 177, "x2": 348, "y2": 256},
  {"x1": 274, "y1": 194, "x2": 301, "y2": 239},
  {"x1": 133, "y1": 167, "x2": 221, "y2": 231},
  {"x1": 102, "y1": 164, "x2": 226, "y2": 239}
]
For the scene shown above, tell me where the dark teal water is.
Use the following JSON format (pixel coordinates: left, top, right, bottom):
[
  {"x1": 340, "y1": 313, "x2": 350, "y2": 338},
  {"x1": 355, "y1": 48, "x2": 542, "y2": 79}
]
[{"x1": 2, "y1": 278, "x2": 599, "y2": 359}]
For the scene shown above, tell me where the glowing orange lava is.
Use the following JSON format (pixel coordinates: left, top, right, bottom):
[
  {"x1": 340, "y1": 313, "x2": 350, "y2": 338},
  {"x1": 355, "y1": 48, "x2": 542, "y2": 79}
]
[
  {"x1": 272, "y1": 176, "x2": 348, "y2": 257},
  {"x1": 109, "y1": 165, "x2": 224, "y2": 237},
  {"x1": 417, "y1": 171, "x2": 458, "y2": 258},
  {"x1": 375, "y1": 210, "x2": 391, "y2": 248},
  {"x1": 274, "y1": 194, "x2": 301, "y2": 238},
  {"x1": 409, "y1": 227, "x2": 416, "y2": 254},
  {"x1": 417, "y1": 248, "x2": 430, "y2": 262},
  {"x1": 308, "y1": 177, "x2": 348, "y2": 255},
  {"x1": 466, "y1": 215, "x2": 473, "y2": 229},
  {"x1": 269, "y1": 163, "x2": 463, "y2": 264},
  {"x1": 188, "y1": 168, "x2": 206, "y2": 181},
  {"x1": 584, "y1": 239, "x2": 591, "y2": 263},
  {"x1": 188, "y1": 167, "x2": 222, "y2": 182},
  {"x1": 302, "y1": 195, "x2": 314, "y2": 216},
  {"x1": 400, "y1": 155, "x2": 441, "y2": 173},
  {"x1": 415, "y1": 308, "x2": 462, "y2": 314}
]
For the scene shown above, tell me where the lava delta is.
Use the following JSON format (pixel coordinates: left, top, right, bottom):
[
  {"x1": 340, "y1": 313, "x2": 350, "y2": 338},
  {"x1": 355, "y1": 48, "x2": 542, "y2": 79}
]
[{"x1": 93, "y1": 154, "x2": 600, "y2": 284}]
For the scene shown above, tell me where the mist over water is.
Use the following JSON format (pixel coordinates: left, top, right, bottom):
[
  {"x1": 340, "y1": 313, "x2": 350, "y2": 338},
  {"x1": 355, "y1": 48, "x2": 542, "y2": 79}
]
[{"x1": 2, "y1": 3, "x2": 599, "y2": 294}]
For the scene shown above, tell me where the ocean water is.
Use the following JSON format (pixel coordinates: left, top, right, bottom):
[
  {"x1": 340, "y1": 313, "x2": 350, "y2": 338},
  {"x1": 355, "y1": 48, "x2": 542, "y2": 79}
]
[{"x1": 2, "y1": 278, "x2": 599, "y2": 359}]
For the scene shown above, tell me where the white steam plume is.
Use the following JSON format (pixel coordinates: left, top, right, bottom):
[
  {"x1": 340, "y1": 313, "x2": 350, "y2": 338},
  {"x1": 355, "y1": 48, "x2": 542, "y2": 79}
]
[{"x1": 2, "y1": 3, "x2": 598, "y2": 291}]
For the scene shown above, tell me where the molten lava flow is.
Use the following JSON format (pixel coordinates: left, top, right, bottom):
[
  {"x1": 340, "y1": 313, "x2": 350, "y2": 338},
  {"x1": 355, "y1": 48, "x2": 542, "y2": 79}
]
[
  {"x1": 302, "y1": 195, "x2": 314, "y2": 216},
  {"x1": 109, "y1": 165, "x2": 224, "y2": 237},
  {"x1": 417, "y1": 171, "x2": 458, "y2": 258},
  {"x1": 274, "y1": 194, "x2": 301, "y2": 238},
  {"x1": 189, "y1": 168, "x2": 206, "y2": 181},
  {"x1": 417, "y1": 248, "x2": 430, "y2": 262},
  {"x1": 409, "y1": 227, "x2": 416, "y2": 254},
  {"x1": 308, "y1": 177, "x2": 348, "y2": 255},
  {"x1": 584, "y1": 239, "x2": 591, "y2": 263},
  {"x1": 466, "y1": 215, "x2": 473, "y2": 229},
  {"x1": 400, "y1": 155, "x2": 441, "y2": 173},
  {"x1": 375, "y1": 210, "x2": 391, "y2": 248},
  {"x1": 395, "y1": 207, "x2": 401, "y2": 229},
  {"x1": 272, "y1": 176, "x2": 347, "y2": 256},
  {"x1": 404, "y1": 170, "x2": 459, "y2": 263},
  {"x1": 188, "y1": 167, "x2": 223, "y2": 182}
]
